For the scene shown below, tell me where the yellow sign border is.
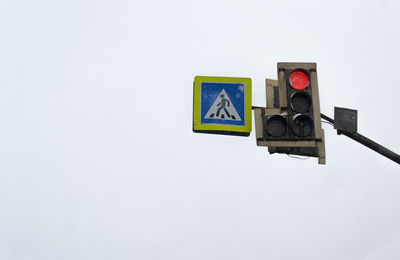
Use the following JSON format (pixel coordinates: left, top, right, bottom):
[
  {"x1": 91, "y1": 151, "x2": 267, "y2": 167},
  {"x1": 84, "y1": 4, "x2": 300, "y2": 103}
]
[{"x1": 193, "y1": 76, "x2": 252, "y2": 135}]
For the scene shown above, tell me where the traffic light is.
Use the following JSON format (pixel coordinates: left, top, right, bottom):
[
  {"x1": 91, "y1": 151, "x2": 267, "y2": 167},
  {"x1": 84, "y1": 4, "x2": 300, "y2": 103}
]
[
  {"x1": 254, "y1": 63, "x2": 325, "y2": 164},
  {"x1": 282, "y1": 65, "x2": 318, "y2": 140},
  {"x1": 261, "y1": 79, "x2": 289, "y2": 141}
]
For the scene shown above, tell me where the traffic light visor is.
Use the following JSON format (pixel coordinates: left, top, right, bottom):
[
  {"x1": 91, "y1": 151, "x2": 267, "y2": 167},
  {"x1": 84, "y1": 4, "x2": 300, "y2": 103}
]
[
  {"x1": 264, "y1": 115, "x2": 287, "y2": 138},
  {"x1": 291, "y1": 92, "x2": 312, "y2": 113},
  {"x1": 292, "y1": 114, "x2": 313, "y2": 137}
]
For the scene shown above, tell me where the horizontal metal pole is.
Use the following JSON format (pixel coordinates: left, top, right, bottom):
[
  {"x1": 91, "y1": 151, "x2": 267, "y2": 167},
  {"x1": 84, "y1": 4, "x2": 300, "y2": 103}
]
[
  {"x1": 339, "y1": 130, "x2": 400, "y2": 165},
  {"x1": 321, "y1": 113, "x2": 400, "y2": 165}
]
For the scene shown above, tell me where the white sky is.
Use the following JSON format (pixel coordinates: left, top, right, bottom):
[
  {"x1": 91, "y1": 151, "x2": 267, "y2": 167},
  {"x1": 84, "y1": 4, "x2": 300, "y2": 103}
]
[{"x1": 1, "y1": 0, "x2": 400, "y2": 259}]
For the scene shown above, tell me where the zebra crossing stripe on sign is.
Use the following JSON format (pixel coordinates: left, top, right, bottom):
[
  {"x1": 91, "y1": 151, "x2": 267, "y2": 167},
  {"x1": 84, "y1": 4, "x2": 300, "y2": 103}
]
[{"x1": 204, "y1": 89, "x2": 241, "y2": 121}]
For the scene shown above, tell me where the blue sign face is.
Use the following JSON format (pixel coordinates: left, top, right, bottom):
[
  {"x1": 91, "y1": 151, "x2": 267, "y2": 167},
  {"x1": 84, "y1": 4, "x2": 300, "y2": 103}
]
[{"x1": 200, "y1": 82, "x2": 245, "y2": 126}]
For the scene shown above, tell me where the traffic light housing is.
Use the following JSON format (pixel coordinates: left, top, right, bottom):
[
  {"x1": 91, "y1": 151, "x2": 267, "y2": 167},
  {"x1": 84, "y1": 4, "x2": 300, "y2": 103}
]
[
  {"x1": 254, "y1": 63, "x2": 325, "y2": 164},
  {"x1": 261, "y1": 79, "x2": 289, "y2": 141},
  {"x1": 283, "y1": 67, "x2": 317, "y2": 140}
]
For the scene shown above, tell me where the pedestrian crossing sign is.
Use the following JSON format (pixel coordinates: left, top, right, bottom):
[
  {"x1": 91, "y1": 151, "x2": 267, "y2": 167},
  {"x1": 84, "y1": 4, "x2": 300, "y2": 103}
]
[{"x1": 193, "y1": 76, "x2": 252, "y2": 136}]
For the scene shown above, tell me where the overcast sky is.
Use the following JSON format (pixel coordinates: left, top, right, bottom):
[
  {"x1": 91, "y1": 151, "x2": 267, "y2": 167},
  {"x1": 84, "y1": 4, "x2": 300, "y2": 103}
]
[{"x1": 1, "y1": 0, "x2": 400, "y2": 259}]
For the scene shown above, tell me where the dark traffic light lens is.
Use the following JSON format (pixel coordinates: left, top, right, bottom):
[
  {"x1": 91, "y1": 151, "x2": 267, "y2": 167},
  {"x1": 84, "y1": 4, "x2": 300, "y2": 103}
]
[
  {"x1": 289, "y1": 70, "x2": 309, "y2": 90},
  {"x1": 291, "y1": 92, "x2": 312, "y2": 113},
  {"x1": 264, "y1": 115, "x2": 287, "y2": 138},
  {"x1": 292, "y1": 115, "x2": 313, "y2": 137}
]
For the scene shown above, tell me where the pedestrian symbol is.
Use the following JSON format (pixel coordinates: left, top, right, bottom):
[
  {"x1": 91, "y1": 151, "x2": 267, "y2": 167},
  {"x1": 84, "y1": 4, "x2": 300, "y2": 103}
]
[
  {"x1": 193, "y1": 76, "x2": 252, "y2": 136},
  {"x1": 205, "y1": 89, "x2": 241, "y2": 121}
]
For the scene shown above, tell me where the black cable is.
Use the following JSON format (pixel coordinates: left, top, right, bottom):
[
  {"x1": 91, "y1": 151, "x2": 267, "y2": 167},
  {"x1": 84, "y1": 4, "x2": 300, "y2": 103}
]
[{"x1": 322, "y1": 120, "x2": 334, "y2": 127}]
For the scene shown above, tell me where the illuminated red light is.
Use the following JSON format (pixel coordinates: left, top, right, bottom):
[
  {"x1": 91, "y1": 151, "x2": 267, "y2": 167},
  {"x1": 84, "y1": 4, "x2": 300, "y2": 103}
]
[{"x1": 289, "y1": 71, "x2": 309, "y2": 90}]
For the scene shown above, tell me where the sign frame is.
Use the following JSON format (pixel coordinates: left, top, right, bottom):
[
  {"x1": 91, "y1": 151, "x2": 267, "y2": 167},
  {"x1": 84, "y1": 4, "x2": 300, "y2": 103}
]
[{"x1": 193, "y1": 76, "x2": 252, "y2": 136}]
